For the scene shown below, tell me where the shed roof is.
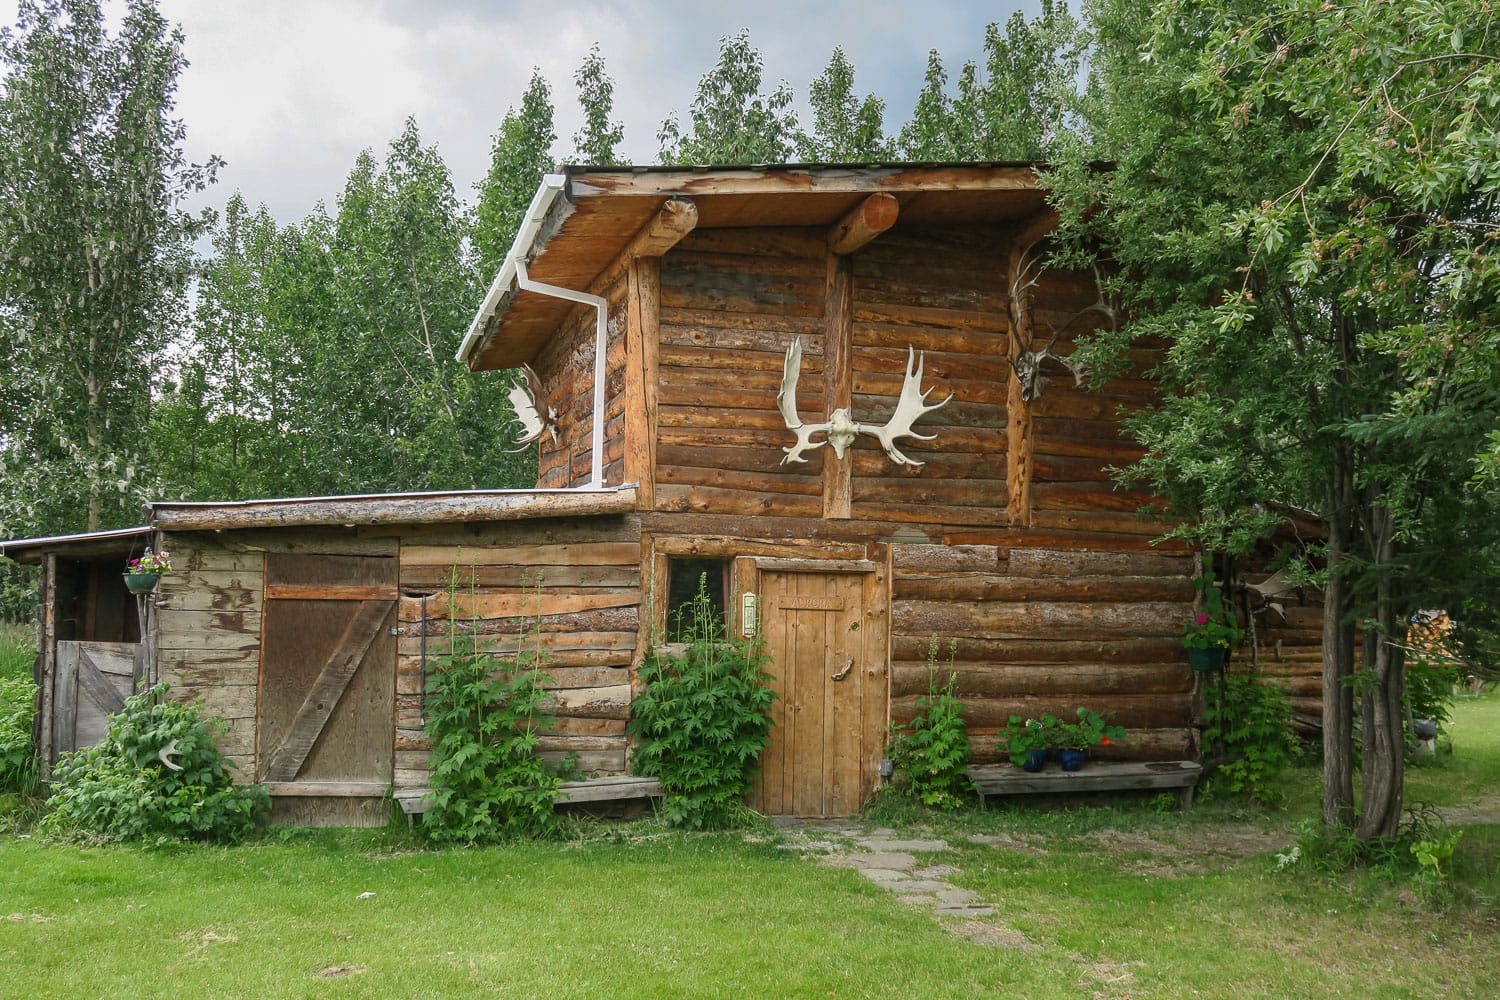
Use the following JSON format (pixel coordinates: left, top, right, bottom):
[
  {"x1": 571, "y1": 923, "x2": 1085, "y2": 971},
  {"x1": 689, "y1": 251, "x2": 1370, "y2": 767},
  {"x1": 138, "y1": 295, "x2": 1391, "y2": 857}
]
[
  {"x1": 459, "y1": 162, "x2": 1050, "y2": 372},
  {"x1": 1, "y1": 487, "x2": 637, "y2": 560}
]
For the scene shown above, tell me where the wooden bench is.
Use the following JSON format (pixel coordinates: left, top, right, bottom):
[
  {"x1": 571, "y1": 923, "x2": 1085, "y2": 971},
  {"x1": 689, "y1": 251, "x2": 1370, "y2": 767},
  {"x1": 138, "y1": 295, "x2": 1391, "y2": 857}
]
[
  {"x1": 967, "y1": 760, "x2": 1203, "y2": 809},
  {"x1": 393, "y1": 775, "x2": 663, "y2": 827}
]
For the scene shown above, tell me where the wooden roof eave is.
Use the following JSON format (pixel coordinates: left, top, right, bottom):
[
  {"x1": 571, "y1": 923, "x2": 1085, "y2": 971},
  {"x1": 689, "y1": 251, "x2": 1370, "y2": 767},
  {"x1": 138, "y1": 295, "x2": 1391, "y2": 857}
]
[
  {"x1": 0, "y1": 525, "x2": 154, "y2": 565},
  {"x1": 462, "y1": 163, "x2": 1051, "y2": 372}
]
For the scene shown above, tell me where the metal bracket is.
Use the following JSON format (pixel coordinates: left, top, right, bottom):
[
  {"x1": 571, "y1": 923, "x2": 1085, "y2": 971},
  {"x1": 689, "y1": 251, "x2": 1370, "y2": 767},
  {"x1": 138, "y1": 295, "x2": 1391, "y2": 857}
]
[{"x1": 832, "y1": 658, "x2": 854, "y2": 681}]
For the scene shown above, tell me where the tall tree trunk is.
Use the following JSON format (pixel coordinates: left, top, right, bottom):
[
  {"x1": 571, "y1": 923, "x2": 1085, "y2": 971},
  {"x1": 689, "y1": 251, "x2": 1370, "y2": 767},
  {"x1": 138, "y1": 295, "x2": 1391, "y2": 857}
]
[
  {"x1": 1321, "y1": 456, "x2": 1356, "y2": 829},
  {"x1": 1357, "y1": 503, "x2": 1406, "y2": 840}
]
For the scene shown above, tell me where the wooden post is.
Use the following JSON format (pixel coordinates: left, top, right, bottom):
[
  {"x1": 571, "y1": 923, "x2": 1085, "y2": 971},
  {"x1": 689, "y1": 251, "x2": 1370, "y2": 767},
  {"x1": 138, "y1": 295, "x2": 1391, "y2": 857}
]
[
  {"x1": 624, "y1": 258, "x2": 661, "y2": 510},
  {"x1": 822, "y1": 253, "x2": 853, "y2": 520},
  {"x1": 1006, "y1": 239, "x2": 1037, "y2": 527},
  {"x1": 37, "y1": 553, "x2": 56, "y2": 772}
]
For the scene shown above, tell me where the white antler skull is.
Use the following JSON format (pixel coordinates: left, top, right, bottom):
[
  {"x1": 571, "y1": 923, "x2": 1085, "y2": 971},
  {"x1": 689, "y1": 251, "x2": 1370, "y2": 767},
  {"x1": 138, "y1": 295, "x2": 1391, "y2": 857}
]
[{"x1": 504, "y1": 363, "x2": 558, "y2": 452}]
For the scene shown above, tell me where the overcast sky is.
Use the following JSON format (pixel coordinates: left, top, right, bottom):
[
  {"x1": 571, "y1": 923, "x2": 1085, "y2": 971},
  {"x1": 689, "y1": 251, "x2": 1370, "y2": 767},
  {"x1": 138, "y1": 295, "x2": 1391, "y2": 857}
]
[{"x1": 4, "y1": 1, "x2": 1044, "y2": 222}]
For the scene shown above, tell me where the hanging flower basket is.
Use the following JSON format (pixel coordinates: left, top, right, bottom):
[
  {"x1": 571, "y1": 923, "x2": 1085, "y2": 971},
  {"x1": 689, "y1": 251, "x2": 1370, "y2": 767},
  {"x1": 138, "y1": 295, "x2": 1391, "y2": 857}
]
[
  {"x1": 1188, "y1": 646, "x2": 1226, "y2": 672},
  {"x1": 123, "y1": 572, "x2": 160, "y2": 594}
]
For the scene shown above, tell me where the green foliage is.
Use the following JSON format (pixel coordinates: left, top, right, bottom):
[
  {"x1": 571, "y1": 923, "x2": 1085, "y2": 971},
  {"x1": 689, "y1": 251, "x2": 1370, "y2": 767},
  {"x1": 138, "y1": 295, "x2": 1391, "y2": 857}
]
[
  {"x1": 796, "y1": 47, "x2": 889, "y2": 161},
  {"x1": 474, "y1": 69, "x2": 555, "y2": 277},
  {"x1": 570, "y1": 44, "x2": 624, "y2": 166},
  {"x1": 1202, "y1": 668, "x2": 1297, "y2": 804},
  {"x1": 999, "y1": 714, "x2": 1058, "y2": 762},
  {"x1": 886, "y1": 656, "x2": 971, "y2": 810},
  {"x1": 422, "y1": 583, "x2": 561, "y2": 843},
  {"x1": 629, "y1": 579, "x2": 775, "y2": 829},
  {"x1": 1183, "y1": 573, "x2": 1243, "y2": 651},
  {"x1": 1057, "y1": 706, "x2": 1127, "y2": 751},
  {"x1": 0, "y1": 673, "x2": 38, "y2": 795},
  {"x1": 658, "y1": 29, "x2": 797, "y2": 165},
  {"x1": 1406, "y1": 652, "x2": 1460, "y2": 734},
  {"x1": 0, "y1": 562, "x2": 38, "y2": 623},
  {"x1": 0, "y1": 0, "x2": 216, "y2": 535},
  {"x1": 1412, "y1": 830, "x2": 1464, "y2": 907},
  {"x1": 42, "y1": 684, "x2": 267, "y2": 843}
]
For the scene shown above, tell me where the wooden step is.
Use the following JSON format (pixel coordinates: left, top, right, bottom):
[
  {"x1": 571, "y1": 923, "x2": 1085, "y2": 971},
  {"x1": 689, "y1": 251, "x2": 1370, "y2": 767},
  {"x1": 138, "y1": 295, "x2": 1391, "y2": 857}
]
[{"x1": 393, "y1": 775, "x2": 663, "y2": 816}]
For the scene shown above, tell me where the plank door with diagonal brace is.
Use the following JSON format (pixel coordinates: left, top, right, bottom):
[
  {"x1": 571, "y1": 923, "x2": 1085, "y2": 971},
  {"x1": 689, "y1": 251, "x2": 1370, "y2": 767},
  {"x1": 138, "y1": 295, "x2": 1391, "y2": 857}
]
[
  {"x1": 257, "y1": 554, "x2": 396, "y2": 785},
  {"x1": 52, "y1": 641, "x2": 135, "y2": 762},
  {"x1": 750, "y1": 569, "x2": 886, "y2": 817}
]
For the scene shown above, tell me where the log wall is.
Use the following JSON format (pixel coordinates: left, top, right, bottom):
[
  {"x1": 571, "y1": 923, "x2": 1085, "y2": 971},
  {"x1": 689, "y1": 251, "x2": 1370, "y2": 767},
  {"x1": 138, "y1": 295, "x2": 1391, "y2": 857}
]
[
  {"x1": 889, "y1": 542, "x2": 1199, "y2": 763},
  {"x1": 848, "y1": 228, "x2": 1010, "y2": 524},
  {"x1": 534, "y1": 269, "x2": 629, "y2": 488},
  {"x1": 654, "y1": 229, "x2": 827, "y2": 517},
  {"x1": 393, "y1": 514, "x2": 642, "y2": 792}
]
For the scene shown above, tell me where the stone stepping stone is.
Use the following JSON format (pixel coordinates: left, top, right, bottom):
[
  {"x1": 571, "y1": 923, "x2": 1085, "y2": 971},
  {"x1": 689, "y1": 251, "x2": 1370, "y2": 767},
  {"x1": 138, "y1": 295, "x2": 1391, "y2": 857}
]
[
  {"x1": 825, "y1": 852, "x2": 917, "y2": 871},
  {"x1": 936, "y1": 888, "x2": 980, "y2": 904},
  {"x1": 913, "y1": 864, "x2": 958, "y2": 878},
  {"x1": 879, "y1": 879, "x2": 952, "y2": 894},
  {"x1": 853, "y1": 838, "x2": 949, "y2": 853},
  {"x1": 937, "y1": 904, "x2": 995, "y2": 917},
  {"x1": 859, "y1": 868, "x2": 916, "y2": 884}
]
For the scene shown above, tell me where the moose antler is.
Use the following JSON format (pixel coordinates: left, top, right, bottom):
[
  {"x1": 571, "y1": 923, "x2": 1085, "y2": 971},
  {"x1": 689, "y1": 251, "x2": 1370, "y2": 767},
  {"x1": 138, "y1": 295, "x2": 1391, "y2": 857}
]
[
  {"x1": 505, "y1": 363, "x2": 558, "y2": 452},
  {"x1": 1007, "y1": 238, "x2": 1111, "y2": 401},
  {"x1": 776, "y1": 339, "x2": 952, "y2": 467},
  {"x1": 858, "y1": 346, "x2": 953, "y2": 466}
]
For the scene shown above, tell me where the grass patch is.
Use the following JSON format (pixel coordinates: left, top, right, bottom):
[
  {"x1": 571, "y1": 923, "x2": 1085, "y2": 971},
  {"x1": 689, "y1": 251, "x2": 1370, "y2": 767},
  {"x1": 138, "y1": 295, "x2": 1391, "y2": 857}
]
[{"x1": 0, "y1": 621, "x2": 35, "y2": 681}]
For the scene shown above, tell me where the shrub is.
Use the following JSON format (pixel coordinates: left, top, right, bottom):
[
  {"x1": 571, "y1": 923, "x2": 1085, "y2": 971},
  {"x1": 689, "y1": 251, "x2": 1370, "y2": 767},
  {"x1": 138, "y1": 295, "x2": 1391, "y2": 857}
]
[
  {"x1": 887, "y1": 663, "x2": 971, "y2": 810},
  {"x1": 629, "y1": 579, "x2": 774, "y2": 830},
  {"x1": 0, "y1": 673, "x2": 38, "y2": 795},
  {"x1": 42, "y1": 685, "x2": 268, "y2": 843},
  {"x1": 1202, "y1": 667, "x2": 1297, "y2": 804},
  {"x1": 422, "y1": 584, "x2": 561, "y2": 843}
]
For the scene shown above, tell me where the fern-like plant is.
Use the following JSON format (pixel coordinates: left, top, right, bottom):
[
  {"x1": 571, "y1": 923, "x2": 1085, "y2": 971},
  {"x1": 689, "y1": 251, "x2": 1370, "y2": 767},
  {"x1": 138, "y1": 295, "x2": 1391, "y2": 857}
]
[
  {"x1": 42, "y1": 684, "x2": 268, "y2": 843},
  {"x1": 629, "y1": 578, "x2": 775, "y2": 830},
  {"x1": 887, "y1": 642, "x2": 972, "y2": 809},
  {"x1": 422, "y1": 575, "x2": 561, "y2": 843}
]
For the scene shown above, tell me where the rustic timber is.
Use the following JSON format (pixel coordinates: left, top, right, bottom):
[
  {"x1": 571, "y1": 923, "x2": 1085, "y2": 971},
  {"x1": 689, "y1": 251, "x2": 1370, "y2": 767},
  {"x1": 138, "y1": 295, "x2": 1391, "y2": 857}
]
[
  {"x1": 828, "y1": 193, "x2": 899, "y2": 255},
  {"x1": 149, "y1": 488, "x2": 637, "y2": 530},
  {"x1": 968, "y1": 760, "x2": 1203, "y2": 808}
]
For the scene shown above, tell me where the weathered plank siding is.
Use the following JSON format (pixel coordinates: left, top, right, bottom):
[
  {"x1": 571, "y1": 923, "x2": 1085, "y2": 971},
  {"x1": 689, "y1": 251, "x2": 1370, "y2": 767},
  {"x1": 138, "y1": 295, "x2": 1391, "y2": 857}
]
[
  {"x1": 889, "y1": 543, "x2": 1198, "y2": 764},
  {"x1": 154, "y1": 534, "x2": 264, "y2": 777},
  {"x1": 393, "y1": 514, "x2": 643, "y2": 793}
]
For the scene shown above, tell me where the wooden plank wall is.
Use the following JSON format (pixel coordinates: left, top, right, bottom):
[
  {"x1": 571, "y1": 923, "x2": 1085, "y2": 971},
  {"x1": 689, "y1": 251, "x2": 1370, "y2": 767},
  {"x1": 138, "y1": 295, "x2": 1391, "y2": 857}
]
[
  {"x1": 534, "y1": 270, "x2": 629, "y2": 488},
  {"x1": 848, "y1": 228, "x2": 1010, "y2": 524},
  {"x1": 154, "y1": 532, "x2": 264, "y2": 778},
  {"x1": 654, "y1": 229, "x2": 827, "y2": 516},
  {"x1": 889, "y1": 542, "x2": 1198, "y2": 763},
  {"x1": 394, "y1": 514, "x2": 642, "y2": 792}
]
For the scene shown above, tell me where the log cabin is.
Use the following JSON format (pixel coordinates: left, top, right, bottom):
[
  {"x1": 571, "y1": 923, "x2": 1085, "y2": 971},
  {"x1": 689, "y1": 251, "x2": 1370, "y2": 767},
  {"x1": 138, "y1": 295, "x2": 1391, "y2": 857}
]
[{"x1": 1, "y1": 164, "x2": 1322, "y2": 823}]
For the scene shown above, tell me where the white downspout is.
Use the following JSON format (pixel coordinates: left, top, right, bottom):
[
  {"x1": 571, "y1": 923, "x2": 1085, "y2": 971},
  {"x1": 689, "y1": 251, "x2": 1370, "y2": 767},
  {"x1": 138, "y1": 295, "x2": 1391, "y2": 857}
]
[{"x1": 514, "y1": 258, "x2": 608, "y2": 490}]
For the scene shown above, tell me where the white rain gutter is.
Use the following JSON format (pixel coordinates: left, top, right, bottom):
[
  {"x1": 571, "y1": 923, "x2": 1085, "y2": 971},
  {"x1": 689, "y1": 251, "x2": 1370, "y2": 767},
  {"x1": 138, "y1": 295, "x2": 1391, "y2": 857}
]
[
  {"x1": 514, "y1": 257, "x2": 607, "y2": 490},
  {"x1": 455, "y1": 172, "x2": 607, "y2": 490}
]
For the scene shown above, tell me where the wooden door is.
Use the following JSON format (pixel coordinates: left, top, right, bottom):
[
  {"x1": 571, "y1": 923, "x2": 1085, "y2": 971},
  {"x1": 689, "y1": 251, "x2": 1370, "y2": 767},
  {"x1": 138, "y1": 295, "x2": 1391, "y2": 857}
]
[
  {"x1": 750, "y1": 568, "x2": 887, "y2": 817},
  {"x1": 51, "y1": 640, "x2": 135, "y2": 762},
  {"x1": 257, "y1": 554, "x2": 396, "y2": 786}
]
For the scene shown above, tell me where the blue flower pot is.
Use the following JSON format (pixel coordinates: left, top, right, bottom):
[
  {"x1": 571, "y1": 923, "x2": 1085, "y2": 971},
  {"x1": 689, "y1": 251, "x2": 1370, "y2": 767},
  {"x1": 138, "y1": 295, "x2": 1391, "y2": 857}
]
[
  {"x1": 1021, "y1": 748, "x2": 1048, "y2": 772},
  {"x1": 1058, "y1": 748, "x2": 1086, "y2": 772},
  {"x1": 1188, "y1": 647, "x2": 1226, "y2": 672}
]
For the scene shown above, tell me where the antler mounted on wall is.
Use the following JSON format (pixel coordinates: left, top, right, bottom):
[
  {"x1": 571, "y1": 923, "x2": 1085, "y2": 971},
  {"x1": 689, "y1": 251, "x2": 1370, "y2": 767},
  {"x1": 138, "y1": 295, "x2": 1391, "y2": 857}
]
[
  {"x1": 1007, "y1": 236, "x2": 1115, "y2": 402},
  {"x1": 504, "y1": 363, "x2": 559, "y2": 452},
  {"x1": 776, "y1": 338, "x2": 952, "y2": 467}
]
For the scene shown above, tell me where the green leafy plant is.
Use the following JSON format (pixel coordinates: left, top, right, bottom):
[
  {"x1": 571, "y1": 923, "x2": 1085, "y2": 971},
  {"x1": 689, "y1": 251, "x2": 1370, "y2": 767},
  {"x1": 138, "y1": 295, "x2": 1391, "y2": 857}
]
[
  {"x1": 1183, "y1": 574, "x2": 1243, "y2": 651},
  {"x1": 125, "y1": 547, "x2": 172, "y2": 574},
  {"x1": 1411, "y1": 830, "x2": 1464, "y2": 907},
  {"x1": 1057, "y1": 707, "x2": 1127, "y2": 751},
  {"x1": 41, "y1": 684, "x2": 268, "y2": 843},
  {"x1": 629, "y1": 577, "x2": 775, "y2": 830},
  {"x1": 422, "y1": 576, "x2": 561, "y2": 843},
  {"x1": 0, "y1": 673, "x2": 38, "y2": 796},
  {"x1": 1202, "y1": 668, "x2": 1297, "y2": 804},
  {"x1": 886, "y1": 643, "x2": 971, "y2": 810},
  {"x1": 998, "y1": 714, "x2": 1061, "y2": 763}
]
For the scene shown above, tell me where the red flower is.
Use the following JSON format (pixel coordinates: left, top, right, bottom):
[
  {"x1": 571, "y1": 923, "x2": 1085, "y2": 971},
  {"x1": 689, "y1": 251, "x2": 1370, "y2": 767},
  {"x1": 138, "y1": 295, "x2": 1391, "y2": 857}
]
[
  {"x1": 1194, "y1": 612, "x2": 1209, "y2": 626},
  {"x1": 1100, "y1": 737, "x2": 1110, "y2": 745}
]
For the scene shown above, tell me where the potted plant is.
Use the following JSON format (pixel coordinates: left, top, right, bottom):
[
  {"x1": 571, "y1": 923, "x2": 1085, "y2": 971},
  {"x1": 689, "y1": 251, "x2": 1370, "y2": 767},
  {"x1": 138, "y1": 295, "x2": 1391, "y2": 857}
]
[
  {"x1": 1055, "y1": 707, "x2": 1126, "y2": 772},
  {"x1": 999, "y1": 714, "x2": 1059, "y2": 772},
  {"x1": 124, "y1": 548, "x2": 171, "y2": 594},
  {"x1": 1182, "y1": 573, "x2": 1242, "y2": 671}
]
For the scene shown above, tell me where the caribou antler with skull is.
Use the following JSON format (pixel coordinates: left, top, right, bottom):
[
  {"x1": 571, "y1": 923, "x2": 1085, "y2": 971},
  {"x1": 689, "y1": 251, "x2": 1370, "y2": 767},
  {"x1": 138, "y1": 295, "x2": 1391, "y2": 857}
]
[
  {"x1": 777, "y1": 337, "x2": 953, "y2": 467},
  {"x1": 1007, "y1": 237, "x2": 1115, "y2": 401}
]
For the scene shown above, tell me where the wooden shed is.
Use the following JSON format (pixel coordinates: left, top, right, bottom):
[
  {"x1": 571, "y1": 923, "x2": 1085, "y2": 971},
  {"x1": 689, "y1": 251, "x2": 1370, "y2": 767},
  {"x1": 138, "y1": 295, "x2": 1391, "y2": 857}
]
[{"x1": 3, "y1": 164, "x2": 1319, "y2": 822}]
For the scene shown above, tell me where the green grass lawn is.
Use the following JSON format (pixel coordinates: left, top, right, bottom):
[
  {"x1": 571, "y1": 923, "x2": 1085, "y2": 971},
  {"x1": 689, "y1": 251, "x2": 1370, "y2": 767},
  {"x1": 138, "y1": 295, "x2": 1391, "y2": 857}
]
[{"x1": 0, "y1": 679, "x2": 1496, "y2": 998}]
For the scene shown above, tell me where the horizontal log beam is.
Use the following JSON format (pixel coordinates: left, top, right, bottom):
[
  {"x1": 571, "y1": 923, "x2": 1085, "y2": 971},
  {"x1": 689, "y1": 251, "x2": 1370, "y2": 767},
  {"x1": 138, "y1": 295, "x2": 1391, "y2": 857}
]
[
  {"x1": 149, "y1": 489, "x2": 638, "y2": 531},
  {"x1": 828, "y1": 193, "x2": 899, "y2": 254}
]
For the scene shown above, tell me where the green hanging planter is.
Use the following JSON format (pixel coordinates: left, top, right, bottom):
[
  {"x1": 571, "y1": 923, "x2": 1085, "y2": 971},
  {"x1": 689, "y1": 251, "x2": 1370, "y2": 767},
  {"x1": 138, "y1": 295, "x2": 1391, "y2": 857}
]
[
  {"x1": 123, "y1": 572, "x2": 161, "y2": 595},
  {"x1": 1188, "y1": 646, "x2": 1226, "y2": 672}
]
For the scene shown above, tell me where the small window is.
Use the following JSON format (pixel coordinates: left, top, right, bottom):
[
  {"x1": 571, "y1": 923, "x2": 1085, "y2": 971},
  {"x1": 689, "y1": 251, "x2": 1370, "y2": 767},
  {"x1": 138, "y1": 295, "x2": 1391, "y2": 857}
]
[{"x1": 666, "y1": 557, "x2": 731, "y2": 642}]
